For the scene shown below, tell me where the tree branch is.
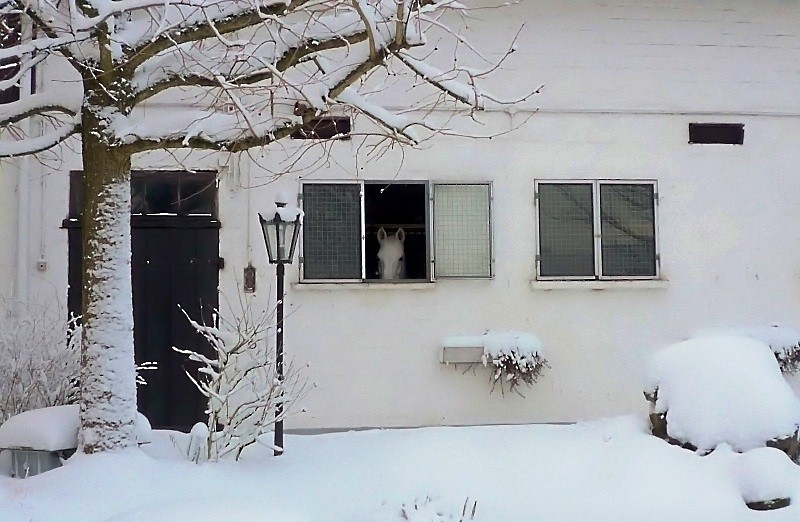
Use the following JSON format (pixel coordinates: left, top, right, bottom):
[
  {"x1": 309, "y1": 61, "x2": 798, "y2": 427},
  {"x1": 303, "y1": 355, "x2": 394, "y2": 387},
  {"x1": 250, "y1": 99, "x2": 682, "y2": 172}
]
[
  {"x1": 0, "y1": 119, "x2": 80, "y2": 157},
  {"x1": 131, "y1": 31, "x2": 369, "y2": 105},
  {"x1": 0, "y1": 98, "x2": 78, "y2": 127},
  {"x1": 123, "y1": 0, "x2": 311, "y2": 74}
]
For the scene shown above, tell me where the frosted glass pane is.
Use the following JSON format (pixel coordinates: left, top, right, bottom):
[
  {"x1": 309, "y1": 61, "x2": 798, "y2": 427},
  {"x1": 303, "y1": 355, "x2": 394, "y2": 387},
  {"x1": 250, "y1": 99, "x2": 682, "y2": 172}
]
[{"x1": 434, "y1": 184, "x2": 491, "y2": 277}]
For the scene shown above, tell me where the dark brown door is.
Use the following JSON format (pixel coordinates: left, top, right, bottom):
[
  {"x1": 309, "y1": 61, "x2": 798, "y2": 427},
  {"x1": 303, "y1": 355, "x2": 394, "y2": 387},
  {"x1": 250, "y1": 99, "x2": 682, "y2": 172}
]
[{"x1": 65, "y1": 171, "x2": 220, "y2": 431}]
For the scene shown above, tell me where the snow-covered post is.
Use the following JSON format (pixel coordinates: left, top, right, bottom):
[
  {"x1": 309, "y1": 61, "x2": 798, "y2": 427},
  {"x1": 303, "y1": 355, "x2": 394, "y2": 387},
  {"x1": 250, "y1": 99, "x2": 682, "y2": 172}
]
[{"x1": 258, "y1": 192, "x2": 302, "y2": 455}]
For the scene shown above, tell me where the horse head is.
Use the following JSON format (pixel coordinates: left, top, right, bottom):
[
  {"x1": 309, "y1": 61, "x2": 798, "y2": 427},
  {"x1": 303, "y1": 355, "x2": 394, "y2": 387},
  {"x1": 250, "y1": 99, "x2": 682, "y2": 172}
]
[{"x1": 377, "y1": 227, "x2": 406, "y2": 280}]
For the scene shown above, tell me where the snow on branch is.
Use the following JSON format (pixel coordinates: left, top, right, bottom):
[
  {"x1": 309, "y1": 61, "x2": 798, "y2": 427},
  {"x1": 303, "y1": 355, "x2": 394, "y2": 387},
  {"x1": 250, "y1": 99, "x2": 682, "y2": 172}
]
[
  {"x1": 0, "y1": 117, "x2": 80, "y2": 157},
  {"x1": 2, "y1": 0, "x2": 537, "y2": 156},
  {"x1": 0, "y1": 92, "x2": 80, "y2": 127}
]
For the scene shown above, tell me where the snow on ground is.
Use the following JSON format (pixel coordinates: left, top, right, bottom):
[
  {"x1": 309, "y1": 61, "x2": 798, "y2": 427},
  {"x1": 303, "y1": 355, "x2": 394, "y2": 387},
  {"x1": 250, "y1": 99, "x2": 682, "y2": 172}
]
[{"x1": 2, "y1": 415, "x2": 800, "y2": 521}]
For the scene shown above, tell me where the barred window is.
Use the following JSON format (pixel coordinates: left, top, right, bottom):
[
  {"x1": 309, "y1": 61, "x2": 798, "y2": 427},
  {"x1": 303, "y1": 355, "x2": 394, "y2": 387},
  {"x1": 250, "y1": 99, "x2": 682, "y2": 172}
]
[
  {"x1": 301, "y1": 181, "x2": 492, "y2": 282},
  {"x1": 536, "y1": 181, "x2": 658, "y2": 279}
]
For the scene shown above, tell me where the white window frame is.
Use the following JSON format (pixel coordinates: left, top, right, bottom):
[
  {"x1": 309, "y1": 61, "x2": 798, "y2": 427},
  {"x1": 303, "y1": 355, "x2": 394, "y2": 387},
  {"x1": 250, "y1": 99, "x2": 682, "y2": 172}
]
[
  {"x1": 534, "y1": 179, "x2": 660, "y2": 281},
  {"x1": 299, "y1": 180, "x2": 493, "y2": 283}
]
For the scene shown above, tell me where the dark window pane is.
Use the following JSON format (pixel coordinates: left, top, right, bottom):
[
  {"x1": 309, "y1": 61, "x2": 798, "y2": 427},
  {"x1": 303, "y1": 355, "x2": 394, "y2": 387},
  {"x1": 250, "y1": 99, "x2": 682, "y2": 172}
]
[
  {"x1": 0, "y1": 14, "x2": 21, "y2": 104},
  {"x1": 131, "y1": 177, "x2": 147, "y2": 214},
  {"x1": 291, "y1": 117, "x2": 351, "y2": 140},
  {"x1": 68, "y1": 171, "x2": 84, "y2": 218},
  {"x1": 143, "y1": 179, "x2": 178, "y2": 213},
  {"x1": 179, "y1": 177, "x2": 216, "y2": 215},
  {"x1": 600, "y1": 184, "x2": 656, "y2": 277},
  {"x1": 538, "y1": 184, "x2": 595, "y2": 277},
  {"x1": 302, "y1": 184, "x2": 362, "y2": 279}
]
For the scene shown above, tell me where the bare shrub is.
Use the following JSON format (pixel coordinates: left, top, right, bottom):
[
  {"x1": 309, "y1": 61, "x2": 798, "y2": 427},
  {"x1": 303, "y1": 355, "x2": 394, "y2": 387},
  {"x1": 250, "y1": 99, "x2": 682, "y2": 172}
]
[
  {"x1": 174, "y1": 304, "x2": 308, "y2": 461},
  {"x1": 0, "y1": 302, "x2": 80, "y2": 423},
  {"x1": 399, "y1": 496, "x2": 477, "y2": 521}
]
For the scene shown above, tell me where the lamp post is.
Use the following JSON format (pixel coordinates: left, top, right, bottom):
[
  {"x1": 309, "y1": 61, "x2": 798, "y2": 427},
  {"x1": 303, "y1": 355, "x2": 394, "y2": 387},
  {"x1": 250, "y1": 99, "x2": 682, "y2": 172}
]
[{"x1": 258, "y1": 197, "x2": 301, "y2": 456}]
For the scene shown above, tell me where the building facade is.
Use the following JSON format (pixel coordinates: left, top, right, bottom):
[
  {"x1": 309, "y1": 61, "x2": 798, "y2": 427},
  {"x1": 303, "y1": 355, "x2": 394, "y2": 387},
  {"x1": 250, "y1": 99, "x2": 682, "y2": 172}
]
[{"x1": 3, "y1": 0, "x2": 800, "y2": 430}]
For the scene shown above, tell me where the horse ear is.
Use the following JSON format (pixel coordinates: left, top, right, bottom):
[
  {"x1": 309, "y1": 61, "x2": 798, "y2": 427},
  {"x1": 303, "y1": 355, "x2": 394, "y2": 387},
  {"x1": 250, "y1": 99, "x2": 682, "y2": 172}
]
[
  {"x1": 396, "y1": 228, "x2": 405, "y2": 242},
  {"x1": 377, "y1": 227, "x2": 387, "y2": 242}
]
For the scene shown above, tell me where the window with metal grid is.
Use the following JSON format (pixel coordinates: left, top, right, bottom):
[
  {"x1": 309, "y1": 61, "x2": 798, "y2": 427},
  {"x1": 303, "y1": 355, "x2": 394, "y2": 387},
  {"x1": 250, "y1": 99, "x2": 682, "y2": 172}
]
[
  {"x1": 537, "y1": 183, "x2": 595, "y2": 277},
  {"x1": 433, "y1": 184, "x2": 492, "y2": 277},
  {"x1": 600, "y1": 184, "x2": 656, "y2": 277},
  {"x1": 537, "y1": 181, "x2": 658, "y2": 279},
  {"x1": 301, "y1": 184, "x2": 362, "y2": 279}
]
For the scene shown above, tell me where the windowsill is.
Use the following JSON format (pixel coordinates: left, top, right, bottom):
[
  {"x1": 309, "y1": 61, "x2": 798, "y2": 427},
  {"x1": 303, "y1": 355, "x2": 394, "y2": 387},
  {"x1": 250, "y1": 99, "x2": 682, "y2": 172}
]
[
  {"x1": 530, "y1": 279, "x2": 669, "y2": 291},
  {"x1": 293, "y1": 281, "x2": 436, "y2": 291}
]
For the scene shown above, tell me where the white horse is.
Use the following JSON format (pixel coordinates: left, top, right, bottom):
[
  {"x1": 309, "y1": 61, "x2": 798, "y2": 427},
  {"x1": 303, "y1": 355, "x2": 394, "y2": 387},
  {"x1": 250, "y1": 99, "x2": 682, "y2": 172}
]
[{"x1": 377, "y1": 227, "x2": 406, "y2": 280}]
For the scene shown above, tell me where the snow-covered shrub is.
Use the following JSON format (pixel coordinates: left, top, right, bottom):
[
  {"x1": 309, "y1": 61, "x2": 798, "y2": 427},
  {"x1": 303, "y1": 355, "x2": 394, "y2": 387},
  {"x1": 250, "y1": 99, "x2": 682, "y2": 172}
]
[
  {"x1": 444, "y1": 331, "x2": 548, "y2": 395},
  {"x1": 0, "y1": 303, "x2": 81, "y2": 424},
  {"x1": 173, "y1": 305, "x2": 308, "y2": 461},
  {"x1": 481, "y1": 331, "x2": 548, "y2": 395},
  {"x1": 694, "y1": 325, "x2": 800, "y2": 374},
  {"x1": 645, "y1": 335, "x2": 800, "y2": 459}
]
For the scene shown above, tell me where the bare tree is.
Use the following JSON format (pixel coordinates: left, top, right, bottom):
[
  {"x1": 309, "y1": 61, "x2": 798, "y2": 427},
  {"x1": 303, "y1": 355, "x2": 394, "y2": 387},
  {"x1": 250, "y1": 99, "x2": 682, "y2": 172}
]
[{"x1": 0, "y1": 0, "x2": 534, "y2": 453}]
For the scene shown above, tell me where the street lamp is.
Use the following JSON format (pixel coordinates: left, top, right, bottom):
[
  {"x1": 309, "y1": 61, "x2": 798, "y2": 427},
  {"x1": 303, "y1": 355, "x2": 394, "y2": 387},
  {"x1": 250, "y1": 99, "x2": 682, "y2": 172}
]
[{"x1": 258, "y1": 196, "x2": 301, "y2": 456}]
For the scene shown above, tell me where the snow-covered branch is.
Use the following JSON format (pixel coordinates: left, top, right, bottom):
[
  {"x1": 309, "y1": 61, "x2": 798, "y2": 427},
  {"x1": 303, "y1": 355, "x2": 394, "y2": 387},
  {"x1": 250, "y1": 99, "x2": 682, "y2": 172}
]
[
  {"x1": 130, "y1": 30, "x2": 370, "y2": 105},
  {"x1": 123, "y1": 0, "x2": 309, "y2": 73},
  {"x1": 0, "y1": 117, "x2": 80, "y2": 157},
  {"x1": 0, "y1": 93, "x2": 80, "y2": 127}
]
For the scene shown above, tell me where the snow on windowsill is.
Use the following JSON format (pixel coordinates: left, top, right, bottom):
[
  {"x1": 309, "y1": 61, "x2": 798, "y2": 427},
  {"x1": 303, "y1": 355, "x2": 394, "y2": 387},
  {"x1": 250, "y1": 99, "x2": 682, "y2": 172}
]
[
  {"x1": 530, "y1": 278, "x2": 669, "y2": 291},
  {"x1": 293, "y1": 281, "x2": 435, "y2": 291}
]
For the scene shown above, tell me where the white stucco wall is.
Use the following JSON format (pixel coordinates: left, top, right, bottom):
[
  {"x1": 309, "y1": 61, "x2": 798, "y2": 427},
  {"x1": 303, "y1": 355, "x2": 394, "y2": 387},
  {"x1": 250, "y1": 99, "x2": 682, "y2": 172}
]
[{"x1": 6, "y1": 0, "x2": 800, "y2": 429}]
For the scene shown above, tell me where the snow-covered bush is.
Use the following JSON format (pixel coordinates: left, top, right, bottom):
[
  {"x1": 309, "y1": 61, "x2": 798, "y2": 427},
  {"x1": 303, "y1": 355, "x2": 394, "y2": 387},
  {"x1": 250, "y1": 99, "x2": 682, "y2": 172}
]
[
  {"x1": 645, "y1": 335, "x2": 800, "y2": 459},
  {"x1": 694, "y1": 325, "x2": 800, "y2": 374},
  {"x1": 480, "y1": 331, "x2": 548, "y2": 395},
  {"x1": 174, "y1": 305, "x2": 308, "y2": 461},
  {"x1": 445, "y1": 331, "x2": 548, "y2": 395},
  {"x1": 0, "y1": 303, "x2": 81, "y2": 424}
]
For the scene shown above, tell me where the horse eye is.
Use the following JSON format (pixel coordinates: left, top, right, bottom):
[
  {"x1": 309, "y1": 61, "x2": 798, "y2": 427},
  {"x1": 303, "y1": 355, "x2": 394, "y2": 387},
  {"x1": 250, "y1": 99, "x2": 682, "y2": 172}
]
[{"x1": 399, "y1": 256, "x2": 404, "y2": 261}]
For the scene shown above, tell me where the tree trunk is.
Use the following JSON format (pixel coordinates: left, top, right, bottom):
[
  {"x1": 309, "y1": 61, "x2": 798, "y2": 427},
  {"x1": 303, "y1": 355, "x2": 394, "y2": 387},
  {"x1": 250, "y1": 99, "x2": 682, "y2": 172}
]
[{"x1": 78, "y1": 113, "x2": 138, "y2": 453}]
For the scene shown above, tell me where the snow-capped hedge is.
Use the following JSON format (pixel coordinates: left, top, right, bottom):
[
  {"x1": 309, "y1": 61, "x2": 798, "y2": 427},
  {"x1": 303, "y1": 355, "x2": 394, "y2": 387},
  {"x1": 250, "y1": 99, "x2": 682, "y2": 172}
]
[{"x1": 645, "y1": 335, "x2": 800, "y2": 456}]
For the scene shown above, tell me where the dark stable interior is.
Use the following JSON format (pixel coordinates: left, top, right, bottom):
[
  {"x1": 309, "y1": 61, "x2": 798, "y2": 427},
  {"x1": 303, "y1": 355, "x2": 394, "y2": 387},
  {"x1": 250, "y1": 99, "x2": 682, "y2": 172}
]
[{"x1": 364, "y1": 182, "x2": 428, "y2": 280}]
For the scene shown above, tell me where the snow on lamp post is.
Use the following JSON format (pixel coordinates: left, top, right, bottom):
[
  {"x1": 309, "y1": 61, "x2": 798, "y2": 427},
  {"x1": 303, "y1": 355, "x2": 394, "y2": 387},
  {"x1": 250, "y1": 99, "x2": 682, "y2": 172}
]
[{"x1": 258, "y1": 193, "x2": 301, "y2": 456}]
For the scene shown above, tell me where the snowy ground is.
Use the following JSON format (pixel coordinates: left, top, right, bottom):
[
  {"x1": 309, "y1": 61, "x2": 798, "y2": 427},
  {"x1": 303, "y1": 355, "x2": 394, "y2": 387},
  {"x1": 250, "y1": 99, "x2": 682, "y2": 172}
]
[{"x1": 1, "y1": 415, "x2": 800, "y2": 521}]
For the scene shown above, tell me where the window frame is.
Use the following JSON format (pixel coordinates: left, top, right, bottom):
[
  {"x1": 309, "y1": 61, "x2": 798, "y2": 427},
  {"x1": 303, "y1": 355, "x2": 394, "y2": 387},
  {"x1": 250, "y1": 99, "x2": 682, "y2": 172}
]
[
  {"x1": 299, "y1": 179, "x2": 493, "y2": 283},
  {"x1": 431, "y1": 182, "x2": 494, "y2": 280},
  {"x1": 534, "y1": 179, "x2": 660, "y2": 281}
]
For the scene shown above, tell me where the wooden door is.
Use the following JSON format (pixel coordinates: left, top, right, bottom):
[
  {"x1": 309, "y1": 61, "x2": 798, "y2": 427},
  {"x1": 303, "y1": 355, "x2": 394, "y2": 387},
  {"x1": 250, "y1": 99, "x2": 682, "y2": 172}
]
[{"x1": 65, "y1": 171, "x2": 220, "y2": 431}]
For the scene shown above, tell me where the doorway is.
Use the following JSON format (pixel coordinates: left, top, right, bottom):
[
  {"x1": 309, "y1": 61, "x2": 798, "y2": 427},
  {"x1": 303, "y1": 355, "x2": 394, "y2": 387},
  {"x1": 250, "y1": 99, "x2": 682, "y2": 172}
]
[{"x1": 64, "y1": 170, "x2": 220, "y2": 431}]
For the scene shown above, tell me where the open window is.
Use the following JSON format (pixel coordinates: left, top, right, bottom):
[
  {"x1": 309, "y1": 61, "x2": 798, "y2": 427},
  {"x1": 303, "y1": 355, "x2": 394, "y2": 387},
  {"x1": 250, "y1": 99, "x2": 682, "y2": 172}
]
[{"x1": 301, "y1": 181, "x2": 492, "y2": 282}]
